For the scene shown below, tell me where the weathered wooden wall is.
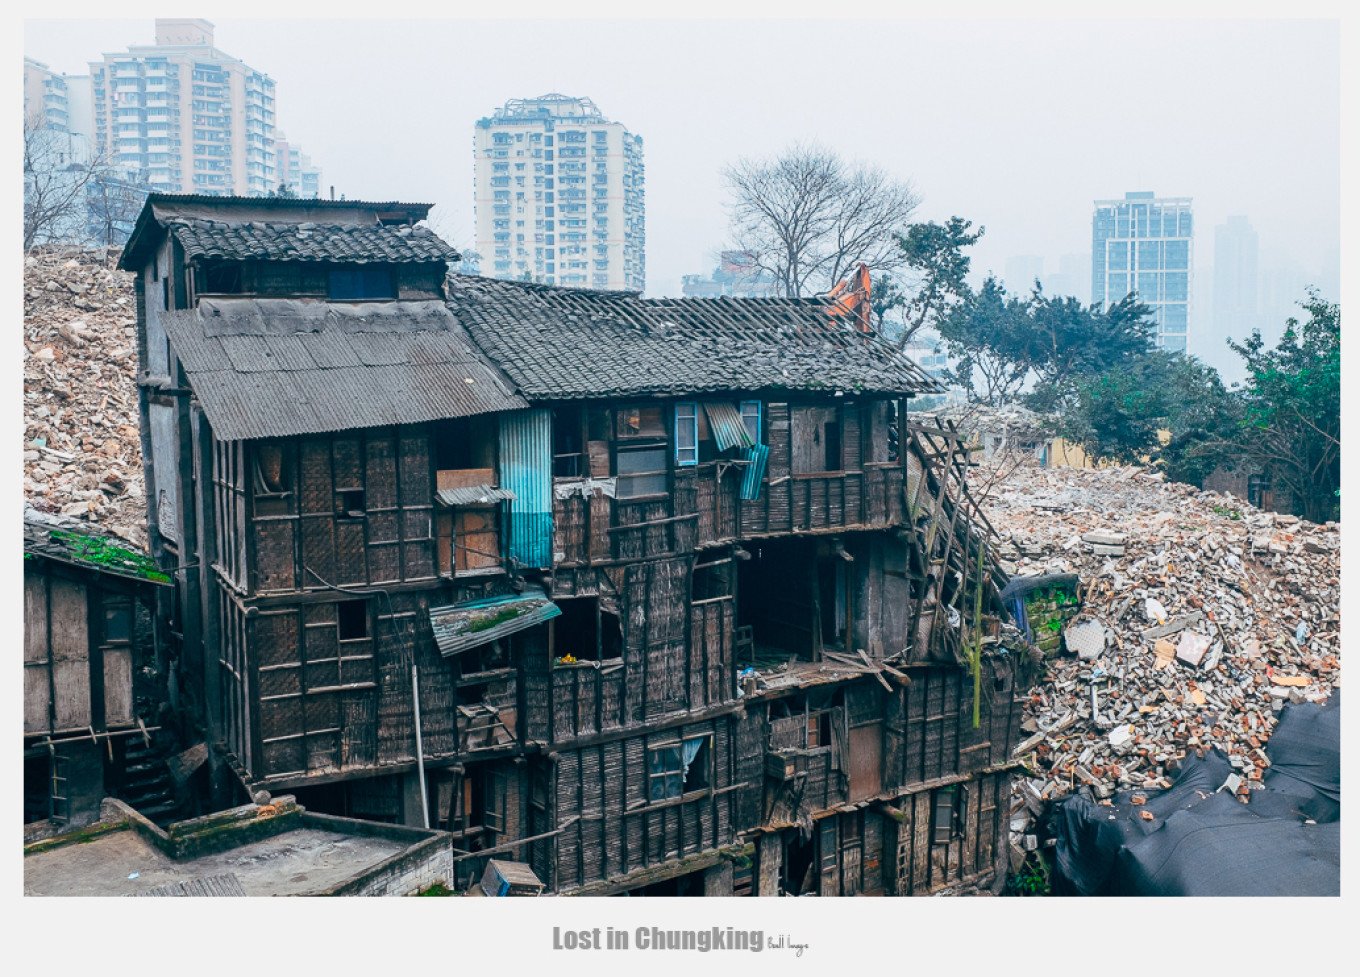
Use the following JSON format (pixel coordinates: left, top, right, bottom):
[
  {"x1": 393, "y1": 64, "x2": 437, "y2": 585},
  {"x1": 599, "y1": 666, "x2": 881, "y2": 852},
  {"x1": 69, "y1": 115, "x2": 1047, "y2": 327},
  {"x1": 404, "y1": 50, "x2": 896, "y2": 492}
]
[
  {"x1": 248, "y1": 425, "x2": 437, "y2": 596},
  {"x1": 550, "y1": 716, "x2": 744, "y2": 892},
  {"x1": 23, "y1": 564, "x2": 146, "y2": 737},
  {"x1": 550, "y1": 398, "x2": 906, "y2": 568}
]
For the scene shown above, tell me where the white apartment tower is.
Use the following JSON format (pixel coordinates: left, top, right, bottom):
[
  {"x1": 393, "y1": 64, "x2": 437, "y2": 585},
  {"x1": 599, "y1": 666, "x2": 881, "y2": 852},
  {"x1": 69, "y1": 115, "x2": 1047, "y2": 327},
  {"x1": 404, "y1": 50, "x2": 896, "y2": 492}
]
[
  {"x1": 475, "y1": 94, "x2": 644, "y2": 291},
  {"x1": 89, "y1": 18, "x2": 276, "y2": 196}
]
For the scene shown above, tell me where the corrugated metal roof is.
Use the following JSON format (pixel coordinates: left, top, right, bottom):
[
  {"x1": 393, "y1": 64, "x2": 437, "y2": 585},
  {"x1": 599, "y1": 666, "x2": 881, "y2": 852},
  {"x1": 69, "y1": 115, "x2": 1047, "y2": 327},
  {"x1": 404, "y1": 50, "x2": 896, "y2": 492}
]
[
  {"x1": 436, "y1": 485, "x2": 516, "y2": 506},
  {"x1": 160, "y1": 298, "x2": 526, "y2": 441},
  {"x1": 702, "y1": 401, "x2": 755, "y2": 452},
  {"x1": 450, "y1": 275, "x2": 943, "y2": 400},
  {"x1": 428, "y1": 589, "x2": 561, "y2": 657}
]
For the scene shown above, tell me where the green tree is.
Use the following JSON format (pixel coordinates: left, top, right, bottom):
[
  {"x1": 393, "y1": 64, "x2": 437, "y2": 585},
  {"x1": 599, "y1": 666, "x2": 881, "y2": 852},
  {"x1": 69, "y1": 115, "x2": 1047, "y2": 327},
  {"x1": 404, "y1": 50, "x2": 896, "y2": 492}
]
[
  {"x1": 937, "y1": 275, "x2": 1035, "y2": 404},
  {"x1": 1053, "y1": 349, "x2": 1239, "y2": 470},
  {"x1": 1028, "y1": 291, "x2": 1156, "y2": 391},
  {"x1": 1227, "y1": 291, "x2": 1340, "y2": 522},
  {"x1": 893, "y1": 216, "x2": 984, "y2": 348}
]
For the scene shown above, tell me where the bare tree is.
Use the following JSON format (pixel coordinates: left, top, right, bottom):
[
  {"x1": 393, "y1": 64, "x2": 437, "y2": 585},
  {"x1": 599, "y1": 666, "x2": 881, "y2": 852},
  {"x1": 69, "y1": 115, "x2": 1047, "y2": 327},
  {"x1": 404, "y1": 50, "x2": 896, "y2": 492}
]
[
  {"x1": 87, "y1": 172, "x2": 149, "y2": 247},
  {"x1": 24, "y1": 119, "x2": 106, "y2": 250},
  {"x1": 723, "y1": 142, "x2": 919, "y2": 298}
]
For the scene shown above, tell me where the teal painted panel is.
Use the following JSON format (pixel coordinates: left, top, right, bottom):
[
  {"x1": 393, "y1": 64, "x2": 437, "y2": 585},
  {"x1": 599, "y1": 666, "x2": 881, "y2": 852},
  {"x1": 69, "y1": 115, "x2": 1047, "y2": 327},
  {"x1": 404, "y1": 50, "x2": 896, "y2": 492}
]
[{"x1": 498, "y1": 408, "x2": 553, "y2": 568}]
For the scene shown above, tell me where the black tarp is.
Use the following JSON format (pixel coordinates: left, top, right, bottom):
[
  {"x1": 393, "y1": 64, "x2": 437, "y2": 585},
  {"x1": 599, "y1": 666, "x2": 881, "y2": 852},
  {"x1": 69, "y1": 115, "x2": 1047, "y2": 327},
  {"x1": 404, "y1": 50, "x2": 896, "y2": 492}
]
[{"x1": 1051, "y1": 691, "x2": 1339, "y2": 896}]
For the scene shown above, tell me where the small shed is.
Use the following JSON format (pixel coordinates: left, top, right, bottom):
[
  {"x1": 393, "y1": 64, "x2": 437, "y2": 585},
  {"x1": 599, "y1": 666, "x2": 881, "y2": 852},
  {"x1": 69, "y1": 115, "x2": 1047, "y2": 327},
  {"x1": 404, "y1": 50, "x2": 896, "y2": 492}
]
[{"x1": 23, "y1": 514, "x2": 170, "y2": 829}]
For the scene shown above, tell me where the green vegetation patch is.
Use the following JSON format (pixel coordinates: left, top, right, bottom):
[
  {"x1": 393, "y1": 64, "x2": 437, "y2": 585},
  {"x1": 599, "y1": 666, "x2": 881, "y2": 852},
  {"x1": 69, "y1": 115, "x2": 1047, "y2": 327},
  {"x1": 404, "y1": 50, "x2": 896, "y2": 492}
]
[
  {"x1": 466, "y1": 605, "x2": 525, "y2": 633},
  {"x1": 48, "y1": 529, "x2": 170, "y2": 583}
]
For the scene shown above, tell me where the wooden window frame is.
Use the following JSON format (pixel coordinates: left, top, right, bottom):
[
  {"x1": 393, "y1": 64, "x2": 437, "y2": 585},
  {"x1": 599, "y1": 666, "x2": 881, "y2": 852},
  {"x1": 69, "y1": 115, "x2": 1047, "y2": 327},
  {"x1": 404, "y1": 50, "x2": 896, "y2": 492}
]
[
  {"x1": 740, "y1": 400, "x2": 762, "y2": 444},
  {"x1": 614, "y1": 442, "x2": 668, "y2": 500},
  {"x1": 675, "y1": 402, "x2": 698, "y2": 467}
]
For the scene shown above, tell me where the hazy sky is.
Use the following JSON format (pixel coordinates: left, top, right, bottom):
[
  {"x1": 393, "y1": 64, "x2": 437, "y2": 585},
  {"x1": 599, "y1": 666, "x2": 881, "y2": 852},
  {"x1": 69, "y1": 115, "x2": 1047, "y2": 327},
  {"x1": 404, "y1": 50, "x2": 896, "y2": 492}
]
[{"x1": 23, "y1": 12, "x2": 1340, "y2": 305}]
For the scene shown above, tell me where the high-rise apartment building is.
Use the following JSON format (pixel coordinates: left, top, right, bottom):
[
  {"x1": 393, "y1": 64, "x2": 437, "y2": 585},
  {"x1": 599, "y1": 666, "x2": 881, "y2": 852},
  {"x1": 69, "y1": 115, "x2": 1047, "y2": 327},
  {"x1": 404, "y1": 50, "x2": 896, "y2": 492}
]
[
  {"x1": 274, "y1": 131, "x2": 323, "y2": 199},
  {"x1": 474, "y1": 94, "x2": 644, "y2": 291},
  {"x1": 1091, "y1": 191, "x2": 1193, "y2": 352},
  {"x1": 24, "y1": 58, "x2": 79, "y2": 133},
  {"x1": 89, "y1": 18, "x2": 276, "y2": 196}
]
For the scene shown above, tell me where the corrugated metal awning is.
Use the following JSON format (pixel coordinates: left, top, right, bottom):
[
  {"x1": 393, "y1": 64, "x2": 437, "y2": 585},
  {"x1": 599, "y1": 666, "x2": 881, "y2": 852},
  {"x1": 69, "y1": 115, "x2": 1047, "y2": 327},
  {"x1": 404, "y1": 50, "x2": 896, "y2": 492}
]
[
  {"x1": 702, "y1": 401, "x2": 755, "y2": 452},
  {"x1": 436, "y1": 485, "x2": 516, "y2": 507},
  {"x1": 428, "y1": 588, "x2": 561, "y2": 657}
]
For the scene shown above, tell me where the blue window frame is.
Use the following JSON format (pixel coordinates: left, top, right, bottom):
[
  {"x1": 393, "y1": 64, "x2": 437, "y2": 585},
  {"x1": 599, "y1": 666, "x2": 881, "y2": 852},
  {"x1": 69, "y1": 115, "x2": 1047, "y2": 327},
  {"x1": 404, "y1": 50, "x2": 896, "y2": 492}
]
[
  {"x1": 740, "y1": 401, "x2": 762, "y2": 444},
  {"x1": 675, "y1": 402, "x2": 698, "y2": 466}
]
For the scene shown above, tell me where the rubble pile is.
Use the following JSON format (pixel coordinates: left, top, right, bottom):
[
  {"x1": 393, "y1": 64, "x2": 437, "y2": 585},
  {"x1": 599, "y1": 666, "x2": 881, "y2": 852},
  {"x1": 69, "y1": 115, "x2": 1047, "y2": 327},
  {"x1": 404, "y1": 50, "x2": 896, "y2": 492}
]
[
  {"x1": 23, "y1": 247, "x2": 146, "y2": 547},
  {"x1": 984, "y1": 461, "x2": 1340, "y2": 853}
]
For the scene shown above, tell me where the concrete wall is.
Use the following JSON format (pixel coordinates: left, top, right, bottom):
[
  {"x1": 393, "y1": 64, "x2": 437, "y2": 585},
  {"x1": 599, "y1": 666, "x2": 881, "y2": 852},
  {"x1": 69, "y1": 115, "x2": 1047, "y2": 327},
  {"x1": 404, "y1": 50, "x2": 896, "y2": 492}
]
[{"x1": 302, "y1": 811, "x2": 453, "y2": 896}]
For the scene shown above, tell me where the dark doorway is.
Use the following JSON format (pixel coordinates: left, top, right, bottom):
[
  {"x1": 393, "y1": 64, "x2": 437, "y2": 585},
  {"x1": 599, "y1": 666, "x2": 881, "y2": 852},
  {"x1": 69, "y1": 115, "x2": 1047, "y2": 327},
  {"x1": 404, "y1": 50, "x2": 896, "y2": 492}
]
[{"x1": 783, "y1": 832, "x2": 817, "y2": 896}]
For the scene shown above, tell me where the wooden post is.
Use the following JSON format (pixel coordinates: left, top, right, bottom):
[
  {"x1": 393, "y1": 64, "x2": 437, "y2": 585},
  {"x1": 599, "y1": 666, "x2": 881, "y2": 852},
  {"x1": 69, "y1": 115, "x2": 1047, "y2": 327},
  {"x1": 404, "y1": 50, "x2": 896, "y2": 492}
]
[{"x1": 412, "y1": 664, "x2": 428, "y2": 829}]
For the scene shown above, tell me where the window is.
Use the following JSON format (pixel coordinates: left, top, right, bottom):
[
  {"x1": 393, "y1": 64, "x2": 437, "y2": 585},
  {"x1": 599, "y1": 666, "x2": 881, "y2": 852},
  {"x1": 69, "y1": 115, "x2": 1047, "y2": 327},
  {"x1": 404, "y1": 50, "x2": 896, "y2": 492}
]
[
  {"x1": 329, "y1": 267, "x2": 394, "y2": 301},
  {"x1": 692, "y1": 559, "x2": 733, "y2": 601},
  {"x1": 616, "y1": 445, "x2": 666, "y2": 498},
  {"x1": 338, "y1": 600, "x2": 369, "y2": 640},
  {"x1": 338, "y1": 489, "x2": 365, "y2": 517},
  {"x1": 675, "y1": 402, "x2": 698, "y2": 466},
  {"x1": 620, "y1": 406, "x2": 664, "y2": 437},
  {"x1": 648, "y1": 736, "x2": 711, "y2": 801},
  {"x1": 931, "y1": 786, "x2": 959, "y2": 846},
  {"x1": 254, "y1": 442, "x2": 292, "y2": 495},
  {"x1": 740, "y1": 401, "x2": 762, "y2": 443},
  {"x1": 552, "y1": 597, "x2": 622, "y2": 663}
]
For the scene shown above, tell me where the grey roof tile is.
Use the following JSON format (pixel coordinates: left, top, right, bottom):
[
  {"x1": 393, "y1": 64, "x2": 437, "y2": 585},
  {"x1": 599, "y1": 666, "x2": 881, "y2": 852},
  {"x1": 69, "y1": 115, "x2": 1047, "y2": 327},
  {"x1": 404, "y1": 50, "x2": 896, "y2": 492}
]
[
  {"x1": 166, "y1": 219, "x2": 461, "y2": 265},
  {"x1": 448, "y1": 276, "x2": 943, "y2": 400}
]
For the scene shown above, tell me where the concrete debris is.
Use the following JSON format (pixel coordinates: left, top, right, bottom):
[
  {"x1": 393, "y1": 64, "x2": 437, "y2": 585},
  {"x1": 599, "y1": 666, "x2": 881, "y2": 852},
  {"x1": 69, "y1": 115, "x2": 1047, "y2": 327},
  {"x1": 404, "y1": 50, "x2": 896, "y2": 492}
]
[
  {"x1": 1064, "y1": 619, "x2": 1109, "y2": 660},
  {"x1": 991, "y1": 459, "x2": 1339, "y2": 841},
  {"x1": 23, "y1": 247, "x2": 145, "y2": 548}
]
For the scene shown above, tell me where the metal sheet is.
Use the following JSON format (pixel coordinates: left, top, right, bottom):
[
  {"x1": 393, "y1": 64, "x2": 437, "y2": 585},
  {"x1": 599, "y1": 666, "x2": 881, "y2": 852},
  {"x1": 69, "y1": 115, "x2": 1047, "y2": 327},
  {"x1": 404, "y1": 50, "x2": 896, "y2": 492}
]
[
  {"x1": 436, "y1": 485, "x2": 516, "y2": 507},
  {"x1": 740, "y1": 443, "x2": 768, "y2": 501},
  {"x1": 158, "y1": 304, "x2": 527, "y2": 441},
  {"x1": 498, "y1": 408, "x2": 553, "y2": 569},
  {"x1": 702, "y1": 401, "x2": 755, "y2": 452},
  {"x1": 428, "y1": 589, "x2": 561, "y2": 657}
]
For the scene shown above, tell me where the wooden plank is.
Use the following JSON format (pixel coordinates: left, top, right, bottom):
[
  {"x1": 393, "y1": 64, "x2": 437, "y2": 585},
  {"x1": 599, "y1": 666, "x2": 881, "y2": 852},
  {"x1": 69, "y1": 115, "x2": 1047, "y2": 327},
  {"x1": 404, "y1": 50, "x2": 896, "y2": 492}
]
[
  {"x1": 103, "y1": 646, "x2": 134, "y2": 726},
  {"x1": 50, "y1": 576, "x2": 90, "y2": 730},
  {"x1": 911, "y1": 790, "x2": 931, "y2": 895}
]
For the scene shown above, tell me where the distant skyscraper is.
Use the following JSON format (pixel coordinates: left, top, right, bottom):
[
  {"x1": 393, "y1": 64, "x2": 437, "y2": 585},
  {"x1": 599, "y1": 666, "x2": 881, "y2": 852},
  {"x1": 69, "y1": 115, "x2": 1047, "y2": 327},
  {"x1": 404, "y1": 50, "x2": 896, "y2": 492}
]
[
  {"x1": 1041, "y1": 253, "x2": 1089, "y2": 305},
  {"x1": 1213, "y1": 216, "x2": 1261, "y2": 346},
  {"x1": 273, "y1": 131, "x2": 322, "y2": 199},
  {"x1": 1091, "y1": 191, "x2": 1193, "y2": 352},
  {"x1": 474, "y1": 94, "x2": 644, "y2": 291},
  {"x1": 1003, "y1": 255, "x2": 1044, "y2": 296},
  {"x1": 89, "y1": 18, "x2": 277, "y2": 196}
]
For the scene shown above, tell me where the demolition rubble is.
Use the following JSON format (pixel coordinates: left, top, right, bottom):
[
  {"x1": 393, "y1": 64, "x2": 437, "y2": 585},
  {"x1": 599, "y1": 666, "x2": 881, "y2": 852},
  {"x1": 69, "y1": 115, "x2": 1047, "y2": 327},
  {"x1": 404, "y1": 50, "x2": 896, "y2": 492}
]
[
  {"x1": 982, "y1": 459, "x2": 1340, "y2": 854},
  {"x1": 22, "y1": 248, "x2": 146, "y2": 547}
]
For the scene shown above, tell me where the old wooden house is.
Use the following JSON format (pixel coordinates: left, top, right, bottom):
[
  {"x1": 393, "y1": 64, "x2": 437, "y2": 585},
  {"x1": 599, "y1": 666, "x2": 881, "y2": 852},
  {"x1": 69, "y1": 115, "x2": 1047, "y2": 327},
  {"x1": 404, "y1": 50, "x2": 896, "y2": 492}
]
[
  {"x1": 23, "y1": 514, "x2": 170, "y2": 831},
  {"x1": 123, "y1": 193, "x2": 1032, "y2": 896}
]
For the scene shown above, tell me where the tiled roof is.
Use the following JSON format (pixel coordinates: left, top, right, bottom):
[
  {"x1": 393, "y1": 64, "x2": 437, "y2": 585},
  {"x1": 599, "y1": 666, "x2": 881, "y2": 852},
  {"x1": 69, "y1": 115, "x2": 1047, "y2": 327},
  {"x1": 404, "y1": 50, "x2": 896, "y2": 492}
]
[
  {"x1": 166, "y1": 220, "x2": 461, "y2": 265},
  {"x1": 159, "y1": 298, "x2": 526, "y2": 441},
  {"x1": 449, "y1": 276, "x2": 944, "y2": 400}
]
